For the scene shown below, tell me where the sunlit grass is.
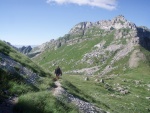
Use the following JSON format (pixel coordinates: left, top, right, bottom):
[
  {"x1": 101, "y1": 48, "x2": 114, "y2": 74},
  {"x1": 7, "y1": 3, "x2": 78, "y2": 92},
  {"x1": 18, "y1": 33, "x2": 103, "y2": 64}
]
[{"x1": 61, "y1": 63, "x2": 150, "y2": 113}]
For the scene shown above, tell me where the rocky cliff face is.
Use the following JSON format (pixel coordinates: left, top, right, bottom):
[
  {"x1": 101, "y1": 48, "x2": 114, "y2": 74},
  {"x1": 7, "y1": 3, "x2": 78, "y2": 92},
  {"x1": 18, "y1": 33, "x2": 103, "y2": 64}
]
[
  {"x1": 69, "y1": 15, "x2": 136, "y2": 34},
  {"x1": 137, "y1": 27, "x2": 150, "y2": 51},
  {"x1": 95, "y1": 15, "x2": 136, "y2": 30},
  {"x1": 18, "y1": 46, "x2": 32, "y2": 54},
  {"x1": 69, "y1": 22, "x2": 93, "y2": 35}
]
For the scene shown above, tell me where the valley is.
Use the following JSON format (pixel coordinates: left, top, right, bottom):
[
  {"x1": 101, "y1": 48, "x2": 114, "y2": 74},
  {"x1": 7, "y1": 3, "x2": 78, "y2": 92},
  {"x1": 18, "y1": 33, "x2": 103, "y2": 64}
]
[{"x1": 0, "y1": 15, "x2": 150, "y2": 113}]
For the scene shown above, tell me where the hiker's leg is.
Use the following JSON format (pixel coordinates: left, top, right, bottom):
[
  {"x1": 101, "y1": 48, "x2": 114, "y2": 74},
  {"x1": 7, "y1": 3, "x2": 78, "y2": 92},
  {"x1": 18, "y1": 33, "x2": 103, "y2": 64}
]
[{"x1": 56, "y1": 75, "x2": 58, "y2": 80}]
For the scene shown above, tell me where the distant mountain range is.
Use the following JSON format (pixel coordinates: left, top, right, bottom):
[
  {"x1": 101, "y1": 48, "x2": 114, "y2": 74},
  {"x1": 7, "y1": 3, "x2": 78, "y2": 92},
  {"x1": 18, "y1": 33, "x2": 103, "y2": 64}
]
[
  {"x1": 13, "y1": 45, "x2": 38, "y2": 48},
  {"x1": 13, "y1": 45, "x2": 38, "y2": 55}
]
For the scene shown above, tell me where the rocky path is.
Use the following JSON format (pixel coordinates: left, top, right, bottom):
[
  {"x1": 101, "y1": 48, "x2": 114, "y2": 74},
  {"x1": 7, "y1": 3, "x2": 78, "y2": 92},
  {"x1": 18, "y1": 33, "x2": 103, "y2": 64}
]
[
  {"x1": 0, "y1": 96, "x2": 18, "y2": 113},
  {"x1": 0, "y1": 81, "x2": 106, "y2": 113},
  {"x1": 53, "y1": 81, "x2": 106, "y2": 113}
]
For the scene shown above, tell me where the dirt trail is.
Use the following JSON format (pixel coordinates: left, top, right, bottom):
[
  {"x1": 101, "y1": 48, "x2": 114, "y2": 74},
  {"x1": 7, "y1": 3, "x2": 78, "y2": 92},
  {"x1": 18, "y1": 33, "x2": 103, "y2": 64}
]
[
  {"x1": 0, "y1": 80, "x2": 106, "y2": 113},
  {"x1": 52, "y1": 81, "x2": 106, "y2": 113}
]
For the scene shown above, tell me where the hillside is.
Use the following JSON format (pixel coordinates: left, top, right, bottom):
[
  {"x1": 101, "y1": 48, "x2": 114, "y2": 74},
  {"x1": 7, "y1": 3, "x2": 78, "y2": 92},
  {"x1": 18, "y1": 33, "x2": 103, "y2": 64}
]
[
  {"x1": 1, "y1": 15, "x2": 150, "y2": 113},
  {"x1": 0, "y1": 41, "x2": 79, "y2": 113},
  {"x1": 32, "y1": 15, "x2": 150, "y2": 74},
  {"x1": 31, "y1": 15, "x2": 150, "y2": 113}
]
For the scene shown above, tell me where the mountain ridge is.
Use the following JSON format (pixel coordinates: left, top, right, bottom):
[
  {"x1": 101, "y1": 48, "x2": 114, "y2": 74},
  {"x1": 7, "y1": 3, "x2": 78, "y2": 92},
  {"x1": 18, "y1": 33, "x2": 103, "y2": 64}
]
[
  {"x1": 27, "y1": 15, "x2": 150, "y2": 59},
  {"x1": 31, "y1": 15, "x2": 150, "y2": 75},
  {"x1": 69, "y1": 15, "x2": 136, "y2": 34}
]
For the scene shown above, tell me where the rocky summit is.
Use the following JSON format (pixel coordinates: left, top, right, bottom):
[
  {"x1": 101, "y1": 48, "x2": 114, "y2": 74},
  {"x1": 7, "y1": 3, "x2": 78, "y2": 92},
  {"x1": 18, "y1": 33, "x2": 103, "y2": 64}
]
[{"x1": 69, "y1": 15, "x2": 136, "y2": 34}]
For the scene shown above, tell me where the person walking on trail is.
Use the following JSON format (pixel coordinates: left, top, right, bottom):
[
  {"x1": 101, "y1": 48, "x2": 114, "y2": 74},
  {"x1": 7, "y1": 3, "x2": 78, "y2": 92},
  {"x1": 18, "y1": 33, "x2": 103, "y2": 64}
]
[{"x1": 55, "y1": 66, "x2": 62, "y2": 80}]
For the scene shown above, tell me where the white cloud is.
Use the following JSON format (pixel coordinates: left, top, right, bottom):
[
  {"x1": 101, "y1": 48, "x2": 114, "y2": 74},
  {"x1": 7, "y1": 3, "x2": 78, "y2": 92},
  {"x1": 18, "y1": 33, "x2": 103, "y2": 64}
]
[{"x1": 46, "y1": 0, "x2": 118, "y2": 10}]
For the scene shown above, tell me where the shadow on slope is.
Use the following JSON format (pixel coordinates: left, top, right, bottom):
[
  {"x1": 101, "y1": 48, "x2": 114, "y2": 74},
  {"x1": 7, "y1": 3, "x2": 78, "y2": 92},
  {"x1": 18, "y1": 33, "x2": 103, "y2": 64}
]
[
  {"x1": 13, "y1": 91, "x2": 77, "y2": 113},
  {"x1": 0, "y1": 69, "x2": 40, "y2": 102},
  {"x1": 138, "y1": 27, "x2": 150, "y2": 52}
]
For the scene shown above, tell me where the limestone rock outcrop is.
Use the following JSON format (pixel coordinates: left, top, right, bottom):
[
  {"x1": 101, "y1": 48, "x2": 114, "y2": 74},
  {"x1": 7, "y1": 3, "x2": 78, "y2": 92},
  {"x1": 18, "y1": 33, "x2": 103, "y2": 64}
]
[{"x1": 19, "y1": 46, "x2": 32, "y2": 54}]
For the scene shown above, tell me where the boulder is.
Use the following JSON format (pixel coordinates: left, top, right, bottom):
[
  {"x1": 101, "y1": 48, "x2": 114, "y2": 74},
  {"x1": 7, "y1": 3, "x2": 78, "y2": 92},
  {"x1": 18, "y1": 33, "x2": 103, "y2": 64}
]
[
  {"x1": 146, "y1": 97, "x2": 150, "y2": 100},
  {"x1": 120, "y1": 90, "x2": 129, "y2": 95},
  {"x1": 95, "y1": 79, "x2": 99, "y2": 82},
  {"x1": 100, "y1": 79, "x2": 104, "y2": 83},
  {"x1": 84, "y1": 77, "x2": 89, "y2": 81}
]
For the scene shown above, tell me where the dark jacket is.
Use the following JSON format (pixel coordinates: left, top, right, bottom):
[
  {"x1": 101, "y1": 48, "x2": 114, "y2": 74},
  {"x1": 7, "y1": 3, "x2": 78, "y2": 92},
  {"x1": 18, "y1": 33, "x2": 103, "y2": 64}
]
[{"x1": 55, "y1": 67, "x2": 62, "y2": 75}]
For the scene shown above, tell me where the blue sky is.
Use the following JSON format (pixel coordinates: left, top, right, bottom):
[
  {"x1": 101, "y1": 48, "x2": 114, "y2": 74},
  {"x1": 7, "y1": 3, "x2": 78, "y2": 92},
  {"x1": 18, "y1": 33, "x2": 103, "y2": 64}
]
[{"x1": 0, "y1": 0, "x2": 149, "y2": 45}]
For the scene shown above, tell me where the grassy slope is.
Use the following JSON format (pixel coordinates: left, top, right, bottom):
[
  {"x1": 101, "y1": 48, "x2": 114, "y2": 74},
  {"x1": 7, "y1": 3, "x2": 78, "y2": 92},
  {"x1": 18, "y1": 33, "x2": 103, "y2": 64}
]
[
  {"x1": 53, "y1": 45, "x2": 150, "y2": 113},
  {"x1": 33, "y1": 28, "x2": 115, "y2": 73},
  {"x1": 0, "y1": 40, "x2": 77, "y2": 113},
  {"x1": 0, "y1": 40, "x2": 49, "y2": 76},
  {"x1": 34, "y1": 37, "x2": 101, "y2": 71},
  {"x1": 32, "y1": 27, "x2": 150, "y2": 113},
  {"x1": 0, "y1": 40, "x2": 50, "y2": 97},
  {"x1": 61, "y1": 47, "x2": 150, "y2": 113}
]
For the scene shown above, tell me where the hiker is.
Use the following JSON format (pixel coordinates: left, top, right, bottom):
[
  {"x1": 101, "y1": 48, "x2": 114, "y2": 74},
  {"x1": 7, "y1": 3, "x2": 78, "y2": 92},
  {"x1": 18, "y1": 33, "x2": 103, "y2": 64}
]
[{"x1": 54, "y1": 66, "x2": 62, "y2": 80}]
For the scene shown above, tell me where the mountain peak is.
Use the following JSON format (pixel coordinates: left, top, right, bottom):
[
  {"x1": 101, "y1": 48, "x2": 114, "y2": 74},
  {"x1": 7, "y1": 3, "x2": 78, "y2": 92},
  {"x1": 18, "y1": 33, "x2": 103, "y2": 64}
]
[
  {"x1": 95, "y1": 15, "x2": 136, "y2": 30},
  {"x1": 69, "y1": 21, "x2": 93, "y2": 34},
  {"x1": 69, "y1": 15, "x2": 137, "y2": 35},
  {"x1": 113, "y1": 15, "x2": 127, "y2": 22}
]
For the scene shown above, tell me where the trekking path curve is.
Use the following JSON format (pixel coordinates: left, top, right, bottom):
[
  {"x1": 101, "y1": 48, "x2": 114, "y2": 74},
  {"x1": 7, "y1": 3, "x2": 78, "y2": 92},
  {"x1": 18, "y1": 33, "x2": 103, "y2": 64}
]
[
  {"x1": 53, "y1": 80, "x2": 106, "y2": 113},
  {"x1": 0, "y1": 96, "x2": 18, "y2": 113}
]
